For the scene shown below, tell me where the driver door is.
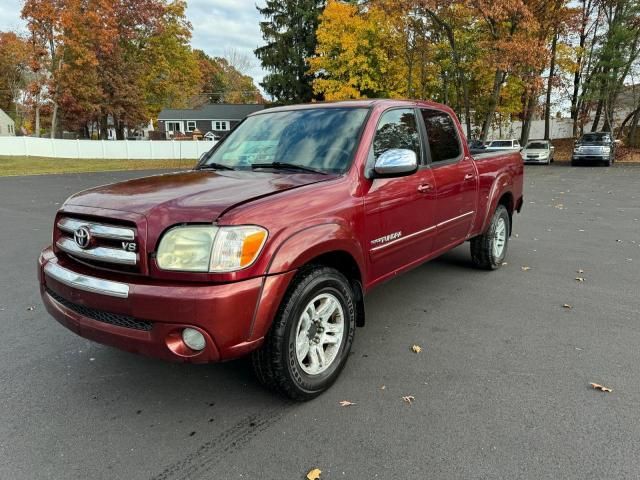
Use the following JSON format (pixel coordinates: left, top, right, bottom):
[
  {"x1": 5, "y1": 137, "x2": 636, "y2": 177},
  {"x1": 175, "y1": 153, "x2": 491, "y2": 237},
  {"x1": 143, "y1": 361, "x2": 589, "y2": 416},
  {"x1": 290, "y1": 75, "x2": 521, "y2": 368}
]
[{"x1": 364, "y1": 108, "x2": 437, "y2": 283}]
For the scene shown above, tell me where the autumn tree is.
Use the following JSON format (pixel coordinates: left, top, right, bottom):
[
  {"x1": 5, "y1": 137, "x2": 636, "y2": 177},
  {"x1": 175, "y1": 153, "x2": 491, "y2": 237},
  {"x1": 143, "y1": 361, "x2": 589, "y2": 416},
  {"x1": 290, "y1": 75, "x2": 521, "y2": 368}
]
[
  {"x1": 142, "y1": 0, "x2": 202, "y2": 119},
  {"x1": 587, "y1": 0, "x2": 640, "y2": 133},
  {"x1": 568, "y1": 0, "x2": 599, "y2": 136},
  {"x1": 0, "y1": 32, "x2": 29, "y2": 127},
  {"x1": 21, "y1": 0, "x2": 203, "y2": 139},
  {"x1": 194, "y1": 50, "x2": 263, "y2": 105},
  {"x1": 21, "y1": 0, "x2": 68, "y2": 137},
  {"x1": 420, "y1": 0, "x2": 481, "y2": 136},
  {"x1": 310, "y1": 0, "x2": 408, "y2": 100},
  {"x1": 255, "y1": 0, "x2": 326, "y2": 103}
]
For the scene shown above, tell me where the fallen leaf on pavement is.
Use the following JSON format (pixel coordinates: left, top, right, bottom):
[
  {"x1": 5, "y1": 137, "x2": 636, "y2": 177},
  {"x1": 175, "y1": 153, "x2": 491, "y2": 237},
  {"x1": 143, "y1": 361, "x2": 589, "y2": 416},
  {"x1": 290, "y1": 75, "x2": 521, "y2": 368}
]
[
  {"x1": 577, "y1": 269, "x2": 584, "y2": 274},
  {"x1": 575, "y1": 277, "x2": 585, "y2": 282},
  {"x1": 521, "y1": 266, "x2": 531, "y2": 271},
  {"x1": 590, "y1": 383, "x2": 613, "y2": 393},
  {"x1": 380, "y1": 385, "x2": 386, "y2": 390},
  {"x1": 26, "y1": 306, "x2": 35, "y2": 311},
  {"x1": 339, "y1": 400, "x2": 356, "y2": 407},
  {"x1": 307, "y1": 468, "x2": 322, "y2": 480},
  {"x1": 402, "y1": 395, "x2": 415, "y2": 405},
  {"x1": 563, "y1": 304, "x2": 572, "y2": 309},
  {"x1": 411, "y1": 345, "x2": 422, "y2": 353},
  {"x1": 501, "y1": 262, "x2": 508, "y2": 266}
]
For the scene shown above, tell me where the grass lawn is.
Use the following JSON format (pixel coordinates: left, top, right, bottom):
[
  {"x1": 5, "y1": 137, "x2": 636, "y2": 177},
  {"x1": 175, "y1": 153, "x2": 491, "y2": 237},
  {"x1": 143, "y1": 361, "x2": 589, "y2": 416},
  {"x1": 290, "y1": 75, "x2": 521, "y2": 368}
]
[{"x1": 0, "y1": 156, "x2": 196, "y2": 177}]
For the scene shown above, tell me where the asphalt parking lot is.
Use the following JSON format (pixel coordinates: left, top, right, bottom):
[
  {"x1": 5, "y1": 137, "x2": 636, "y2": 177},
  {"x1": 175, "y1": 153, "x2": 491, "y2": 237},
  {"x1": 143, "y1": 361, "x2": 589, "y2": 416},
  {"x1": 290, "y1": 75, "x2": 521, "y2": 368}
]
[{"x1": 1, "y1": 164, "x2": 639, "y2": 479}]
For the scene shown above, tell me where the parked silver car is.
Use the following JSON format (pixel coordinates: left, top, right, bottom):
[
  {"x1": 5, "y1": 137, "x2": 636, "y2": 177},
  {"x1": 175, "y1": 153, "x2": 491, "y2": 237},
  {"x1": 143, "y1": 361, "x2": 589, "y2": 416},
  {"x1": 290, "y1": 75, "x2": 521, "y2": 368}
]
[{"x1": 521, "y1": 140, "x2": 555, "y2": 164}]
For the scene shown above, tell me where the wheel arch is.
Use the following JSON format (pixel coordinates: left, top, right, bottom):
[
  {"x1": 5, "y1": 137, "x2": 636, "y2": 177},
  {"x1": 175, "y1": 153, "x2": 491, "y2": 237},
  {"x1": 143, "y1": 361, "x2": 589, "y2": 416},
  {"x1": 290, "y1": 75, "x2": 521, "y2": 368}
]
[
  {"x1": 497, "y1": 191, "x2": 514, "y2": 236},
  {"x1": 264, "y1": 223, "x2": 366, "y2": 328},
  {"x1": 480, "y1": 175, "x2": 516, "y2": 235}
]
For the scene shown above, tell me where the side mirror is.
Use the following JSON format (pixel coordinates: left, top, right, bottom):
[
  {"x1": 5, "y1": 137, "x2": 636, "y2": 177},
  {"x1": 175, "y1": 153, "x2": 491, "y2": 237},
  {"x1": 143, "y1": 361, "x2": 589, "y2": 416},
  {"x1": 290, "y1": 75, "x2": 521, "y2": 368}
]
[{"x1": 373, "y1": 149, "x2": 418, "y2": 178}]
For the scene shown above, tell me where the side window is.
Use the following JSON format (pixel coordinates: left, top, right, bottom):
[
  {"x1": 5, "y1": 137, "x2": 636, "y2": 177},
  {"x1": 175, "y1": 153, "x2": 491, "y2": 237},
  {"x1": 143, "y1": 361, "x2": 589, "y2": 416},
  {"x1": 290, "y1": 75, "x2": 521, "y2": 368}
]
[
  {"x1": 372, "y1": 109, "x2": 420, "y2": 161},
  {"x1": 420, "y1": 109, "x2": 461, "y2": 163}
]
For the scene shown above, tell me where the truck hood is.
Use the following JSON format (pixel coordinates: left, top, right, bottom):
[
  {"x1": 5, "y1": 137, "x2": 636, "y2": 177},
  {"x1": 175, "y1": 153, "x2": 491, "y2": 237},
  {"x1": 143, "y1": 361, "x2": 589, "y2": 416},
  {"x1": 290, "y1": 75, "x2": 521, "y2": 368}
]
[{"x1": 64, "y1": 169, "x2": 334, "y2": 223}]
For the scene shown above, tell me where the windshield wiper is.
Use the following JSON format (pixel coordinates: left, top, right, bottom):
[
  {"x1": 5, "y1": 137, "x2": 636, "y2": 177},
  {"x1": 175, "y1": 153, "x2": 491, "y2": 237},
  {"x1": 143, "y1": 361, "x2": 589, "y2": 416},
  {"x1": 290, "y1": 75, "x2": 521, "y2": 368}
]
[
  {"x1": 198, "y1": 163, "x2": 236, "y2": 171},
  {"x1": 250, "y1": 162, "x2": 327, "y2": 175}
]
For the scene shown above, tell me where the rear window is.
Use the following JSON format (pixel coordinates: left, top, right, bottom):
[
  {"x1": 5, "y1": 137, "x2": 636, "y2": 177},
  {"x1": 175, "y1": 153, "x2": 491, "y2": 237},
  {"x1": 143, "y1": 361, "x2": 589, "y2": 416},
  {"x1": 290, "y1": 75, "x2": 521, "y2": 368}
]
[
  {"x1": 420, "y1": 109, "x2": 461, "y2": 163},
  {"x1": 489, "y1": 141, "x2": 513, "y2": 147}
]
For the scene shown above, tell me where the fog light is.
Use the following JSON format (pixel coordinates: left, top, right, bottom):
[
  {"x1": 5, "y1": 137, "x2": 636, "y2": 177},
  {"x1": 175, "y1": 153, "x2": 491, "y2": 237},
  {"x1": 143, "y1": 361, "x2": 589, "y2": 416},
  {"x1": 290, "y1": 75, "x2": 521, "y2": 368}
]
[{"x1": 182, "y1": 328, "x2": 206, "y2": 351}]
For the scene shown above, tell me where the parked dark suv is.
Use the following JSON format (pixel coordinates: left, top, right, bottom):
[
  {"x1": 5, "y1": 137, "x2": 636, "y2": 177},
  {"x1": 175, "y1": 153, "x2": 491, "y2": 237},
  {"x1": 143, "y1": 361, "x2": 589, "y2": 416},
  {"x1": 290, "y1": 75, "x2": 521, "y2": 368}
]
[{"x1": 572, "y1": 132, "x2": 615, "y2": 166}]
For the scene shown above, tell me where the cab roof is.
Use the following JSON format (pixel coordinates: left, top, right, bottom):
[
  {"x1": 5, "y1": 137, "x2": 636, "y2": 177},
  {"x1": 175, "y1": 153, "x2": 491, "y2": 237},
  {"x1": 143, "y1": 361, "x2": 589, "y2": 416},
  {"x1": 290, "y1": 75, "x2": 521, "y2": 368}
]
[{"x1": 248, "y1": 99, "x2": 447, "y2": 116}]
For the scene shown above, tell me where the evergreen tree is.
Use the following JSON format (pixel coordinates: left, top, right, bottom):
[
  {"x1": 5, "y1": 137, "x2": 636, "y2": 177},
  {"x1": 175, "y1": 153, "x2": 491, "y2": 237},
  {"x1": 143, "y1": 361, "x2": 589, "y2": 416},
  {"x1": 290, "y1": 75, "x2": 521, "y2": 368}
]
[{"x1": 255, "y1": 0, "x2": 325, "y2": 103}]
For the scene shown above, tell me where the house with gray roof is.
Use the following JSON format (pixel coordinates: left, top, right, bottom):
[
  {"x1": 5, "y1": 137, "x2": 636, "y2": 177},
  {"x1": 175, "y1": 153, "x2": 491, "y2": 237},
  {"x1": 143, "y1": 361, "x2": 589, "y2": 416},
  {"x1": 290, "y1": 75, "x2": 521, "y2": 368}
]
[
  {"x1": 158, "y1": 104, "x2": 266, "y2": 139},
  {"x1": 0, "y1": 108, "x2": 16, "y2": 136}
]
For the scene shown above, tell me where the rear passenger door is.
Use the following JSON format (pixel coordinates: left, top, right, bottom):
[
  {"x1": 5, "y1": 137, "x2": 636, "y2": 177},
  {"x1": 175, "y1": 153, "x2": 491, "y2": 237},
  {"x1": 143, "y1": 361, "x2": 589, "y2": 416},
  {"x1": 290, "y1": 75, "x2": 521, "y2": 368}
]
[
  {"x1": 364, "y1": 108, "x2": 437, "y2": 282},
  {"x1": 420, "y1": 108, "x2": 477, "y2": 252}
]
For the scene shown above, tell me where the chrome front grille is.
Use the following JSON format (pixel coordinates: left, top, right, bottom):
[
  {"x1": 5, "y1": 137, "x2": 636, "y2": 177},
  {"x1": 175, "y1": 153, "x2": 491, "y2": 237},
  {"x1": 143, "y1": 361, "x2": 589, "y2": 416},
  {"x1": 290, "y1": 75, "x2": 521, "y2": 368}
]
[
  {"x1": 58, "y1": 217, "x2": 135, "y2": 241},
  {"x1": 56, "y1": 216, "x2": 140, "y2": 272},
  {"x1": 56, "y1": 237, "x2": 137, "y2": 265}
]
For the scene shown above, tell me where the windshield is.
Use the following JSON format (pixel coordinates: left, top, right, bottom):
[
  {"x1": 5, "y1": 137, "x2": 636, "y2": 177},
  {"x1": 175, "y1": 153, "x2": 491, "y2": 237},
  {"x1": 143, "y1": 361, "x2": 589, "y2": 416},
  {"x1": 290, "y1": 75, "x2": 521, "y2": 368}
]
[
  {"x1": 200, "y1": 107, "x2": 369, "y2": 174},
  {"x1": 526, "y1": 142, "x2": 548, "y2": 149},
  {"x1": 489, "y1": 141, "x2": 512, "y2": 147},
  {"x1": 581, "y1": 133, "x2": 609, "y2": 143}
]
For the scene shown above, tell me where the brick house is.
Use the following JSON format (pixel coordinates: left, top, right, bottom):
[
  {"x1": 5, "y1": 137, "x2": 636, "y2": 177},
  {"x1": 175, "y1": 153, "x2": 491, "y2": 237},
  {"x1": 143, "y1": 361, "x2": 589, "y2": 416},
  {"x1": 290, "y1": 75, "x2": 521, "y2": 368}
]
[{"x1": 158, "y1": 104, "x2": 266, "y2": 140}]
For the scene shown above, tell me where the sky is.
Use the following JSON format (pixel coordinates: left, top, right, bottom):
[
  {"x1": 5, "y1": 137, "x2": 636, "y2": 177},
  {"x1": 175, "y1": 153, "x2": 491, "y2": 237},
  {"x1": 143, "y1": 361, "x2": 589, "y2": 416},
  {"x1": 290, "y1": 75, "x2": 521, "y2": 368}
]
[{"x1": 0, "y1": 0, "x2": 268, "y2": 87}]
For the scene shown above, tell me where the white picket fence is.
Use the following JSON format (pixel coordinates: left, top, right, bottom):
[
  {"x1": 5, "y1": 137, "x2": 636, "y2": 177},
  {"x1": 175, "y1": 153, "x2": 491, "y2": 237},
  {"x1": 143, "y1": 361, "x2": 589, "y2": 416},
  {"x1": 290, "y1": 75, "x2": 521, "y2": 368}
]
[
  {"x1": 0, "y1": 136, "x2": 215, "y2": 160},
  {"x1": 471, "y1": 118, "x2": 578, "y2": 141}
]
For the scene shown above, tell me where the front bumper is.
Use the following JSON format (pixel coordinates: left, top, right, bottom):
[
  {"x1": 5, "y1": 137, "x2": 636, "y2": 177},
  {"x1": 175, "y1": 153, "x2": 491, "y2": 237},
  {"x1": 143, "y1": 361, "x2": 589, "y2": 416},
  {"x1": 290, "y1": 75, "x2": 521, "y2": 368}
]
[
  {"x1": 572, "y1": 154, "x2": 611, "y2": 162},
  {"x1": 523, "y1": 157, "x2": 550, "y2": 164},
  {"x1": 38, "y1": 247, "x2": 294, "y2": 363}
]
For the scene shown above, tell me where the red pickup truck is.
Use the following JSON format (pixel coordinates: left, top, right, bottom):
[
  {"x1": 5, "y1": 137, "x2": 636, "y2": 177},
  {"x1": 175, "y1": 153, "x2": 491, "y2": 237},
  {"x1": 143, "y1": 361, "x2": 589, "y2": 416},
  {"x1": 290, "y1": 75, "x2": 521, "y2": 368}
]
[{"x1": 38, "y1": 100, "x2": 523, "y2": 400}]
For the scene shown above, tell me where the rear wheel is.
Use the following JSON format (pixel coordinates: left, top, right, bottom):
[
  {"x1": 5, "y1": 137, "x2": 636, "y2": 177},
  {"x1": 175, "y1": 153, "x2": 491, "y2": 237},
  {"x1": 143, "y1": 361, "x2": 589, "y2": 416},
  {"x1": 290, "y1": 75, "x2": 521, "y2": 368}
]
[
  {"x1": 470, "y1": 205, "x2": 510, "y2": 270},
  {"x1": 252, "y1": 266, "x2": 356, "y2": 401}
]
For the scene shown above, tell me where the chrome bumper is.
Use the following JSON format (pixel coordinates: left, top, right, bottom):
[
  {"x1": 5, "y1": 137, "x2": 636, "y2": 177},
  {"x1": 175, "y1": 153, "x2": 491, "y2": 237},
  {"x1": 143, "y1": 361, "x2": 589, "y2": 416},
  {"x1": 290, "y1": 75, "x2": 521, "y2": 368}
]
[{"x1": 44, "y1": 262, "x2": 130, "y2": 298}]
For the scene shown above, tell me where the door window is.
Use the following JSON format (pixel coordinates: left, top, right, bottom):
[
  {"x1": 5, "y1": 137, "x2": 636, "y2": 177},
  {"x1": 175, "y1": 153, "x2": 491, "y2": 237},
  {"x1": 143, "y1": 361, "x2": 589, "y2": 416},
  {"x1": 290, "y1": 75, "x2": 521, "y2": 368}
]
[
  {"x1": 420, "y1": 109, "x2": 461, "y2": 163},
  {"x1": 372, "y1": 109, "x2": 420, "y2": 161}
]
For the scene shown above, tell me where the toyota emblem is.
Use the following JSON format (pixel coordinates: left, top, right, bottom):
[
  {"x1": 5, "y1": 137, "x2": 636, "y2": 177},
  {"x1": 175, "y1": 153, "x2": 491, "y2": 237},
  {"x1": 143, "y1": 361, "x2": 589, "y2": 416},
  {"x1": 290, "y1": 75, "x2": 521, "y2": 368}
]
[{"x1": 74, "y1": 226, "x2": 91, "y2": 249}]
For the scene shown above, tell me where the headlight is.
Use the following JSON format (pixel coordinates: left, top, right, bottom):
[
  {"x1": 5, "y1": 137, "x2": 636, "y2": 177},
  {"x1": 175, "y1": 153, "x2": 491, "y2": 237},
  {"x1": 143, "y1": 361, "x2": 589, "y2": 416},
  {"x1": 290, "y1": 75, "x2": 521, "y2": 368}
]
[
  {"x1": 156, "y1": 225, "x2": 267, "y2": 273},
  {"x1": 210, "y1": 226, "x2": 268, "y2": 272}
]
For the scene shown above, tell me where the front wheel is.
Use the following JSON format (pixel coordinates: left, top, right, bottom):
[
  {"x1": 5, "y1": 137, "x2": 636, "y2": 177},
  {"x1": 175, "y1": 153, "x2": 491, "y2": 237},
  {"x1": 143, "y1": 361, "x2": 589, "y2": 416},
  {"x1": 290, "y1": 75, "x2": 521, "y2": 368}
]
[
  {"x1": 470, "y1": 205, "x2": 511, "y2": 270},
  {"x1": 252, "y1": 266, "x2": 356, "y2": 401}
]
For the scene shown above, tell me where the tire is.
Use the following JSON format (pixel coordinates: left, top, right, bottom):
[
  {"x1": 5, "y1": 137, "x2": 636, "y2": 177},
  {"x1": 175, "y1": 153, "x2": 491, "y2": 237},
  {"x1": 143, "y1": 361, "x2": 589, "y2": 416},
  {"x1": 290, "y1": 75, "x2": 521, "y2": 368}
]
[
  {"x1": 571, "y1": 159, "x2": 578, "y2": 167},
  {"x1": 470, "y1": 205, "x2": 510, "y2": 270},
  {"x1": 252, "y1": 266, "x2": 356, "y2": 401}
]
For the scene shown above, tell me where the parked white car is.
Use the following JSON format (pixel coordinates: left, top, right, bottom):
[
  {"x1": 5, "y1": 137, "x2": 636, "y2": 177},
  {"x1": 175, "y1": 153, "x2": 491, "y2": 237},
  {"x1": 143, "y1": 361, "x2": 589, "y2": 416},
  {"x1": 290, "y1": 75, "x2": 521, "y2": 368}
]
[
  {"x1": 521, "y1": 140, "x2": 555, "y2": 164},
  {"x1": 485, "y1": 139, "x2": 521, "y2": 151}
]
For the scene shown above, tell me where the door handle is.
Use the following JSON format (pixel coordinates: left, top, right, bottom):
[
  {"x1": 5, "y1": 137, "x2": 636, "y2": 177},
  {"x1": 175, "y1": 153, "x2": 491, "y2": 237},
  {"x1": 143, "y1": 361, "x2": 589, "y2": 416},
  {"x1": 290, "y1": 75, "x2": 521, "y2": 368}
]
[
  {"x1": 464, "y1": 173, "x2": 474, "y2": 180},
  {"x1": 417, "y1": 184, "x2": 432, "y2": 193}
]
